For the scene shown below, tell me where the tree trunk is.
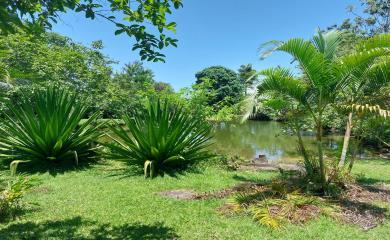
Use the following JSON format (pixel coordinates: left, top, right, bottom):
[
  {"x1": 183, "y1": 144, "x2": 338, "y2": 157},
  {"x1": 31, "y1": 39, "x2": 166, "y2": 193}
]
[
  {"x1": 295, "y1": 121, "x2": 309, "y2": 162},
  {"x1": 338, "y1": 112, "x2": 353, "y2": 168},
  {"x1": 348, "y1": 137, "x2": 361, "y2": 173},
  {"x1": 316, "y1": 119, "x2": 326, "y2": 191}
]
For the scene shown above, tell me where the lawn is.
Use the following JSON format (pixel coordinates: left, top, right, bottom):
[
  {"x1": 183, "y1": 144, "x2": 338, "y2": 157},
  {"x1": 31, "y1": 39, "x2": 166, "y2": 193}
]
[{"x1": 0, "y1": 159, "x2": 389, "y2": 240}]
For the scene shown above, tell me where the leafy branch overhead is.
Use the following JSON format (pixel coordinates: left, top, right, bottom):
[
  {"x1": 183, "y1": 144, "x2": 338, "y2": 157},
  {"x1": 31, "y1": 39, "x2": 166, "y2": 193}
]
[{"x1": 0, "y1": 0, "x2": 183, "y2": 62}]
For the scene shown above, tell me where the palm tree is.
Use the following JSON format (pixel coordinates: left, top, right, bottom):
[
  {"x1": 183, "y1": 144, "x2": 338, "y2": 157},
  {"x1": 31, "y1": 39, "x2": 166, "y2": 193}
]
[
  {"x1": 256, "y1": 30, "x2": 389, "y2": 191},
  {"x1": 337, "y1": 36, "x2": 390, "y2": 167},
  {"x1": 238, "y1": 64, "x2": 258, "y2": 95}
]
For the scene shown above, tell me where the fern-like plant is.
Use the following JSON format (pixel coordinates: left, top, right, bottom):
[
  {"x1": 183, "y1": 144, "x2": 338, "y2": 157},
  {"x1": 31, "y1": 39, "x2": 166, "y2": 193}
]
[
  {"x1": 0, "y1": 86, "x2": 102, "y2": 168},
  {"x1": 105, "y1": 99, "x2": 213, "y2": 178}
]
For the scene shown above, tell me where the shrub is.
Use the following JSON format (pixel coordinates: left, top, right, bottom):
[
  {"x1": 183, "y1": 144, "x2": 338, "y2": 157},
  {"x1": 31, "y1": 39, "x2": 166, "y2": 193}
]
[
  {"x1": 0, "y1": 175, "x2": 35, "y2": 221},
  {"x1": 106, "y1": 99, "x2": 213, "y2": 178},
  {"x1": 0, "y1": 86, "x2": 102, "y2": 167}
]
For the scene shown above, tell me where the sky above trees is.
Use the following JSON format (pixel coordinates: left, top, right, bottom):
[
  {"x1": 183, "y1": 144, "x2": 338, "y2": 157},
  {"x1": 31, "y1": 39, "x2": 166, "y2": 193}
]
[{"x1": 52, "y1": 0, "x2": 362, "y2": 90}]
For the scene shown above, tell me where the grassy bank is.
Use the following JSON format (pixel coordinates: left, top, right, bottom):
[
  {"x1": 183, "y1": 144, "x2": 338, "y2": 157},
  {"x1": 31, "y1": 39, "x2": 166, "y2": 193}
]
[{"x1": 0, "y1": 159, "x2": 389, "y2": 240}]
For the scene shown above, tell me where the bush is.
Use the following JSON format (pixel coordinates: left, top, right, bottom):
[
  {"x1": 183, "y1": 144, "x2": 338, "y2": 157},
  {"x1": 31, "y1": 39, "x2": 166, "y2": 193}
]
[
  {"x1": 0, "y1": 175, "x2": 35, "y2": 221},
  {"x1": 106, "y1": 99, "x2": 213, "y2": 178},
  {"x1": 0, "y1": 86, "x2": 103, "y2": 166}
]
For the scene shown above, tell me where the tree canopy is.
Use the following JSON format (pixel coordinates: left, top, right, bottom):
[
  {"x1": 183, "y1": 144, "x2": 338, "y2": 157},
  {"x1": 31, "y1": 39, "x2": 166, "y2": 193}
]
[
  {"x1": 195, "y1": 66, "x2": 244, "y2": 109},
  {"x1": 0, "y1": 0, "x2": 183, "y2": 62}
]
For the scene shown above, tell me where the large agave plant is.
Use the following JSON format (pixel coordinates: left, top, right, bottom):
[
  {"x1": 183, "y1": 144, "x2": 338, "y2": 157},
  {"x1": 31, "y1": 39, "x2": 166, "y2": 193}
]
[
  {"x1": 106, "y1": 99, "x2": 212, "y2": 178},
  {"x1": 0, "y1": 86, "x2": 102, "y2": 168}
]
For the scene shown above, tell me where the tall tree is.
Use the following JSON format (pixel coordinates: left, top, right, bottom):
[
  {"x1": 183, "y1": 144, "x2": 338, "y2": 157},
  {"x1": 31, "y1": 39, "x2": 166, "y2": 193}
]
[
  {"x1": 195, "y1": 66, "x2": 244, "y2": 110},
  {"x1": 238, "y1": 64, "x2": 258, "y2": 95},
  {"x1": 257, "y1": 30, "x2": 389, "y2": 192},
  {"x1": 0, "y1": 0, "x2": 183, "y2": 62},
  {"x1": 334, "y1": 0, "x2": 389, "y2": 36}
]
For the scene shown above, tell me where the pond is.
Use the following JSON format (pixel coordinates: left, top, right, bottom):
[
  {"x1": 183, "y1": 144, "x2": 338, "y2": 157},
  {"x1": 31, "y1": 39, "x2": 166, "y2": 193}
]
[{"x1": 211, "y1": 121, "x2": 343, "y2": 164}]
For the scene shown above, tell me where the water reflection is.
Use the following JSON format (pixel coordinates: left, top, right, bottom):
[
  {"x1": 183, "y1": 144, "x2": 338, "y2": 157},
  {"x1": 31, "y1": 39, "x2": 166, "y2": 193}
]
[{"x1": 211, "y1": 121, "x2": 342, "y2": 163}]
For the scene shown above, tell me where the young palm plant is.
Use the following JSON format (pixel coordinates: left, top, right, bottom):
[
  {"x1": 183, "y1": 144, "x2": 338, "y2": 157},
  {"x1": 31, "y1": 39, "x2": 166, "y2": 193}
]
[
  {"x1": 105, "y1": 99, "x2": 212, "y2": 178},
  {"x1": 256, "y1": 31, "x2": 390, "y2": 192},
  {"x1": 0, "y1": 86, "x2": 102, "y2": 169}
]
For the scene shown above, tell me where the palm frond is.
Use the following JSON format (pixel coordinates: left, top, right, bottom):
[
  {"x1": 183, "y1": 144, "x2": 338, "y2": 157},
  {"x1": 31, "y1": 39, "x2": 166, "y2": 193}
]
[
  {"x1": 258, "y1": 68, "x2": 308, "y2": 105},
  {"x1": 312, "y1": 29, "x2": 342, "y2": 60}
]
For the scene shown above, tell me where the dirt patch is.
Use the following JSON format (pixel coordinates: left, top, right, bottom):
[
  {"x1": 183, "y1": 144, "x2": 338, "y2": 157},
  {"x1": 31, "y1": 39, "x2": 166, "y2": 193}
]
[
  {"x1": 195, "y1": 182, "x2": 264, "y2": 200},
  {"x1": 239, "y1": 163, "x2": 305, "y2": 175},
  {"x1": 30, "y1": 186, "x2": 51, "y2": 193},
  {"x1": 337, "y1": 201, "x2": 386, "y2": 230},
  {"x1": 159, "y1": 189, "x2": 197, "y2": 200},
  {"x1": 344, "y1": 184, "x2": 390, "y2": 202},
  {"x1": 336, "y1": 183, "x2": 390, "y2": 230}
]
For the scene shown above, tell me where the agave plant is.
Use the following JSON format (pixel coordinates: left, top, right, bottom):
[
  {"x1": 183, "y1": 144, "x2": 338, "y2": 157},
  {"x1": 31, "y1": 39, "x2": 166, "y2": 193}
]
[
  {"x1": 106, "y1": 99, "x2": 212, "y2": 178},
  {"x1": 0, "y1": 86, "x2": 102, "y2": 168}
]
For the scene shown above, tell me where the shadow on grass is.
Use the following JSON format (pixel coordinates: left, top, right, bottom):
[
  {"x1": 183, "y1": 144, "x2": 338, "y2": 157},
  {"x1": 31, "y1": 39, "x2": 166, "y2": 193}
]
[
  {"x1": 0, "y1": 217, "x2": 179, "y2": 239},
  {"x1": 0, "y1": 159, "x2": 98, "y2": 177},
  {"x1": 104, "y1": 161, "x2": 205, "y2": 180},
  {"x1": 232, "y1": 174, "x2": 274, "y2": 185},
  {"x1": 355, "y1": 175, "x2": 390, "y2": 185}
]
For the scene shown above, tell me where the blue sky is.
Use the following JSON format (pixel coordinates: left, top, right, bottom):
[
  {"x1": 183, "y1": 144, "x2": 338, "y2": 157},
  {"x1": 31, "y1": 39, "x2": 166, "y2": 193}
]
[{"x1": 53, "y1": 0, "x2": 360, "y2": 90}]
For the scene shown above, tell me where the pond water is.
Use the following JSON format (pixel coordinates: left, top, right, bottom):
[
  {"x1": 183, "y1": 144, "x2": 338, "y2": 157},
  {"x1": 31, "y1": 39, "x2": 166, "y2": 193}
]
[{"x1": 211, "y1": 121, "x2": 343, "y2": 164}]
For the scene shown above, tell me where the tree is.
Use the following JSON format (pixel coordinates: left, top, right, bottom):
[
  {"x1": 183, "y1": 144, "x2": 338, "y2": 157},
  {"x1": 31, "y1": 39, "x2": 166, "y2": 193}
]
[
  {"x1": 333, "y1": 0, "x2": 389, "y2": 36},
  {"x1": 257, "y1": 30, "x2": 389, "y2": 192},
  {"x1": 116, "y1": 61, "x2": 154, "y2": 84},
  {"x1": 195, "y1": 66, "x2": 244, "y2": 110},
  {"x1": 0, "y1": 32, "x2": 113, "y2": 112},
  {"x1": 238, "y1": 64, "x2": 258, "y2": 95},
  {"x1": 337, "y1": 36, "x2": 390, "y2": 168},
  {"x1": 0, "y1": 0, "x2": 183, "y2": 62}
]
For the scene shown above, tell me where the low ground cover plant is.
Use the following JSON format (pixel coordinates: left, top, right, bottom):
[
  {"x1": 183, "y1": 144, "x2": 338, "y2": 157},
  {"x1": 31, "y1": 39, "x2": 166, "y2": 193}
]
[{"x1": 0, "y1": 175, "x2": 35, "y2": 222}]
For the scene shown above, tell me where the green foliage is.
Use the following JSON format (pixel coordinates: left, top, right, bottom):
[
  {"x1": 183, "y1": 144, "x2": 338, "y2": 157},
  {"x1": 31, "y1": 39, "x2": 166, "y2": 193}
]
[
  {"x1": 336, "y1": 0, "x2": 389, "y2": 36},
  {"x1": 256, "y1": 30, "x2": 390, "y2": 191},
  {"x1": 0, "y1": 32, "x2": 178, "y2": 118},
  {"x1": 0, "y1": 175, "x2": 35, "y2": 221},
  {"x1": 0, "y1": 86, "x2": 102, "y2": 166},
  {"x1": 226, "y1": 181, "x2": 330, "y2": 229},
  {"x1": 105, "y1": 99, "x2": 213, "y2": 178},
  {"x1": 195, "y1": 66, "x2": 244, "y2": 111},
  {"x1": 0, "y1": 0, "x2": 183, "y2": 62},
  {"x1": 238, "y1": 64, "x2": 258, "y2": 94}
]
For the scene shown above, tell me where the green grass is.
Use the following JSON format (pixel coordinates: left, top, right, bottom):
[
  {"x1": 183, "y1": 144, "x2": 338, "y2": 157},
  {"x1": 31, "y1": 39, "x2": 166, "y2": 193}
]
[{"x1": 0, "y1": 159, "x2": 389, "y2": 239}]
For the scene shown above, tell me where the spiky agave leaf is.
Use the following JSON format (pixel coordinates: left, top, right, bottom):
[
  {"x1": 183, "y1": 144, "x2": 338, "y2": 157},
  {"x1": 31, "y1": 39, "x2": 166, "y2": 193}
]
[
  {"x1": 105, "y1": 98, "x2": 213, "y2": 178},
  {"x1": 0, "y1": 86, "x2": 103, "y2": 167}
]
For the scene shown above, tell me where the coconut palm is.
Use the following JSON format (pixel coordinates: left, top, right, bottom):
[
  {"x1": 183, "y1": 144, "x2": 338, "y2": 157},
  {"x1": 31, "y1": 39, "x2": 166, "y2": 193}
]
[{"x1": 256, "y1": 30, "x2": 390, "y2": 191}]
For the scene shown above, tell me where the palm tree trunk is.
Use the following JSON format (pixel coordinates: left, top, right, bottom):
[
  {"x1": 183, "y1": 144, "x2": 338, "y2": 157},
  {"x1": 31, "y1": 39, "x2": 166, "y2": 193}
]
[
  {"x1": 338, "y1": 112, "x2": 353, "y2": 168},
  {"x1": 316, "y1": 119, "x2": 326, "y2": 191},
  {"x1": 295, "y1": 121, "x2": 309, "y2": 162},
  {"x1": 348, "y1": 137, "x2": 361, "y2": 173}
]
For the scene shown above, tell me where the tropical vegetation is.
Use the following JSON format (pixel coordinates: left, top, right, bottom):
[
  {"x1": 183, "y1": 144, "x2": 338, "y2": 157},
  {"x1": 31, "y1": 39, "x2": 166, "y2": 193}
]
[
  {"x1": 0, "y1": 0, "x2": 389, "y2": 239},
  {"x1": 105, "y1": 99, "x2": 212, "y2": 178},
  {"x1": 0, "y1": 86, "x2": 102, "y2": 168}
]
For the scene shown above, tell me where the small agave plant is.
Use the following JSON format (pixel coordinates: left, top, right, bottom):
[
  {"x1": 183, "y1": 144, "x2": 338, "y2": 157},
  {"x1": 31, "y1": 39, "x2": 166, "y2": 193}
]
[
  {"x1": 106, "y1": 99, "x2": 213, "y2": 178},
  {"x1": 0, "y1": 86, "x2": 103, "y2": 170}
]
